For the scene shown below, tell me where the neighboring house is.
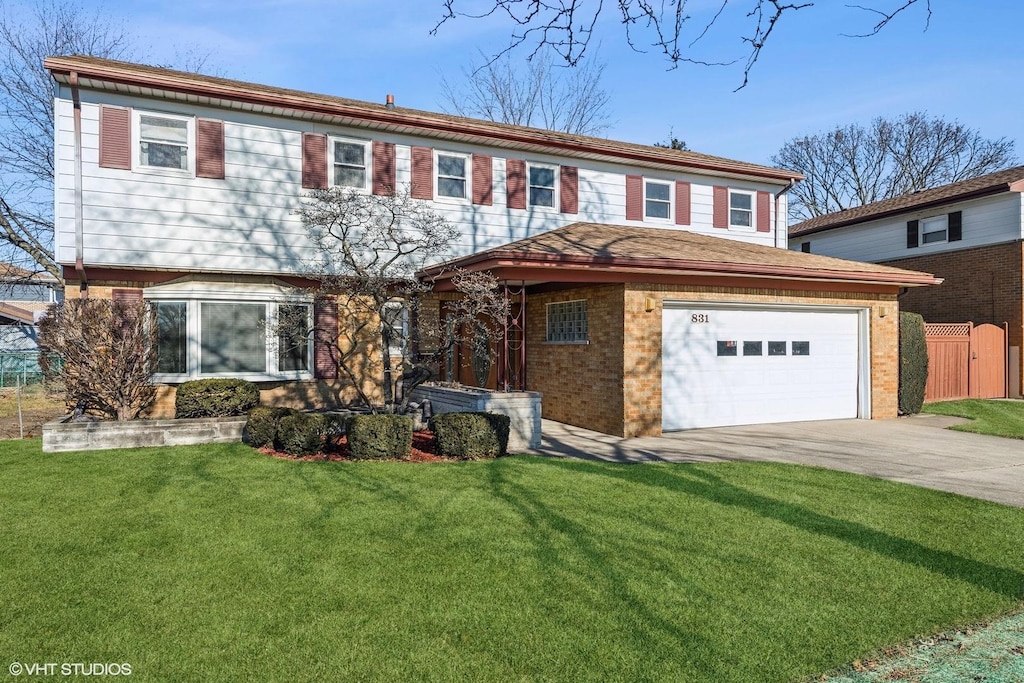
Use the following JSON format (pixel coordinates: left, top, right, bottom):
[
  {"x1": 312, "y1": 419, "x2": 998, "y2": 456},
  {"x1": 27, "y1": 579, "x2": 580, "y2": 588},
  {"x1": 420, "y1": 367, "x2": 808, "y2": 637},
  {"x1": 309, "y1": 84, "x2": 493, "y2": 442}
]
[
  {"x1": 789, "y1": 167, "x2": 1024, "y2": 398},
  {"x1": 45, "y1": 56, "x2": 936, "y2": 436},
  {"x1": 0, "y1": 264, "x2": 60, "y2": 353}
]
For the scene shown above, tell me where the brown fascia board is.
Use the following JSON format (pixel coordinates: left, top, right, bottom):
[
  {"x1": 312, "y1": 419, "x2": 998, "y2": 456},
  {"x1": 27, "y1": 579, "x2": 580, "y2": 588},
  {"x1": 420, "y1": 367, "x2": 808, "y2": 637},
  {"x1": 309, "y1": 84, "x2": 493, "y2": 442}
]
[
  {"x1": 791, "y1": 184, "x2": 1017, "y2": 238},
  {"x1": 44, "y1": 56, "x2": 801, "y2": 184},
  {"x1": 0, "y1": 302, "x2": 35, "y2": 324},
  {"x1": 420, "y1": 251, "x2": 941, "y2": 288}
]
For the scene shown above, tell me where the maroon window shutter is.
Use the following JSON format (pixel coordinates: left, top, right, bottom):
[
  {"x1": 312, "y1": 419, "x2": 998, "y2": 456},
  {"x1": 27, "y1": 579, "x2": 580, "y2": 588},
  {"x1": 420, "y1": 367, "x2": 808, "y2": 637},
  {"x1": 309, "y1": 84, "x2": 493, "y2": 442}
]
[
  {"x1": 301, "y1": 133, "x2": 327, "y2": 189},
  {"x1": 713, "y1": 186, "x2": 729, "y2": 229},
  {"x1": 472, "y1": 154, "x2": 493, "y2": 206},
  {"x1": 314, "y1": 296, "x2": 338, "y2": 380},
  {"x1": 111, "y1": 288, "x2": 143, "y2": 303},
  {"x1": 506, "y1": 159, "x2": 526, "y2": 209},
  {"x1": 196, "y1": 119, "x2": 225, "y2": 179},
  {"x1": 99, "y1": 105, "x2": 131, "y2": 170},
  {"x1": 410, "y1": 146, "x2": 433, "y2": 199},
  {"x1": 560, "y1": 166, "x2": 579, "y2": 214},
  {"x1": 625, "y1": 175, "x2": 643, "y2": 221},
  {"x1": 372, "y1": 141, "x2": 396, "y2": 195},
  {"x1": 675, "y1": 181, "x2": 691, "y2": 225},
  {"x1": 756, "y1": 191, "x2": 771, "y2": 232}
]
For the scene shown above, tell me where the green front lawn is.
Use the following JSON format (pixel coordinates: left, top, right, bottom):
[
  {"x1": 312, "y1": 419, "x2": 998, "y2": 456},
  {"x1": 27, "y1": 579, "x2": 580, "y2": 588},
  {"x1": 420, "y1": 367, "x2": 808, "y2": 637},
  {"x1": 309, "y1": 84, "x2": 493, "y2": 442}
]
[
  {"x1": 2, "y1": 441, "x2": 1022, "y2": 682},
  {"x1": 923, "y1": 399, "x2": 1024, "y2": 439}
]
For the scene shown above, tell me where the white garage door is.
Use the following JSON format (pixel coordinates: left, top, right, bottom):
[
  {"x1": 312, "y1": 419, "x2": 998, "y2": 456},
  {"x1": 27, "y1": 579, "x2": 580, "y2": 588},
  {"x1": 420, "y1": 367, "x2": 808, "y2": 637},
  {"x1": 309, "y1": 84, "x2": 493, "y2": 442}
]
[{"x1": 662, "y1": 305, "x2": 863, "y2": 430}]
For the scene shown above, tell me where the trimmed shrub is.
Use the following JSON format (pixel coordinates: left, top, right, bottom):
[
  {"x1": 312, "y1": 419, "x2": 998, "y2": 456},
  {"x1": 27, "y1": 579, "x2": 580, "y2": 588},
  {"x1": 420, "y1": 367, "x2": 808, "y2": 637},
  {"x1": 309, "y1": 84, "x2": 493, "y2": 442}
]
[
  {"x1": 899, "y1": 311, "x2": 929, "y2": 415},
  {"x1": 244, "y1": 406, "x2": 299, "y2": 449},
  {"x1": 276, "y1": 412, "x2": 328, "y2": 456},
  {"x1": 430, "y1": 412, "x2": 510, "y2": 459},
  {"x1": 175, "y1": 379, "x2": 260, "y2": 418},
  {"x1": 345, "y1": 414, "x2": 412, "y2": 460}
]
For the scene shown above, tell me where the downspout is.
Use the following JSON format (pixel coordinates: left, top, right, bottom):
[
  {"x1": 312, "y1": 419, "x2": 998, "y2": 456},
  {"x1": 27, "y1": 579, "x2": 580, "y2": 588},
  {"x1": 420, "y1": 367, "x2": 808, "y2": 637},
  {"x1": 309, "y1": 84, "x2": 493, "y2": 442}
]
[
  {"x1": 774, "y1": 178, "x2": 797, "y2": 249},
  {"x1": 70, "y1": 71, "x2": 87, "y2": 297}
]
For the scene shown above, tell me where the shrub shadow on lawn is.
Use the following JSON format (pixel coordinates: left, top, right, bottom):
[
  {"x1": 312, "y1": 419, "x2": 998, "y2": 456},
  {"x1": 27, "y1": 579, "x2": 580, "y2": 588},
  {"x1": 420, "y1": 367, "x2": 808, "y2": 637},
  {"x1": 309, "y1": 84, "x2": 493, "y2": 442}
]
[{"x1": 529, "y1": 457, "x2": 1024, "y2": 601}]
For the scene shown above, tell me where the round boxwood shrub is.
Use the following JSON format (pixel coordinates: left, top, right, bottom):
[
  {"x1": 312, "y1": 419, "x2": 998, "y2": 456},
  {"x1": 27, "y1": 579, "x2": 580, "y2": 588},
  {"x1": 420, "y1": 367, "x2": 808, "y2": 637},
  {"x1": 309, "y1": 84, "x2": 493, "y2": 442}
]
[
  {"x1": 899, "y1": 311, "x2": 929, "y2": 415},
  {"x1": 175, "y1": 378, "x2": 260, "y2": 418},
  {"x1": 345, "y1": 414, "x2": 412, "y2": 460},
  {"x1": 244, "y1": 406, "x2": 299, "y2": 449},
  {"x1": 276, "y1": 412, "x2": 328, "y2": 456},
  {"x1": 429, "y1": 412, "x2": 510, "y2": 459}
]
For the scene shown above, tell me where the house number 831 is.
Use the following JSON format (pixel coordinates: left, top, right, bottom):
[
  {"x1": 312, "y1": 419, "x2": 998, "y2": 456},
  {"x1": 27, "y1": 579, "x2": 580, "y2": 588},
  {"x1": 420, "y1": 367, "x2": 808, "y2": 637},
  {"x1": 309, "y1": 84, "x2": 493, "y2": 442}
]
[{"x1": 691, "y1": 314, "x2": 710, "y2": 323}]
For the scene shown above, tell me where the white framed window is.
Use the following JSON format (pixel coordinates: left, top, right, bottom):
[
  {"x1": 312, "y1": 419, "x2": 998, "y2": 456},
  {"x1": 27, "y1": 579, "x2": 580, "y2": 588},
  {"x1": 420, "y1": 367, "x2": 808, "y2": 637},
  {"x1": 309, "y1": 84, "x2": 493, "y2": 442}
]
[
  {"x1": 134, "y1": 110, "x2": 193, "y2": 173},
  {"x1": 729, "y1": 189, "x2": 755, "y2": 228},
  {"x1": 528, "y1": 163, "x2": 557, "y2": 208},
  {"x1": 436, "y1": 151, "x2": 469, "y2": 200},
  {"x1": 645, "y1": 179, "x2": 672, "y2": 221},
  {"x1": 546, "y1": 300, "x2": 588, "y2": 343},
  {"x1": 147, "y1": 283, "x2": 313, "y2": 382},
  {"x1": 381, "y1": 300, "x2": 410, "y2": 358},
  {"x1": 330, "y1": 137, "x2": 371, "y2": 190},
  {"x1": 920, "y1": 215, "x2": 948, "y2": 245}
]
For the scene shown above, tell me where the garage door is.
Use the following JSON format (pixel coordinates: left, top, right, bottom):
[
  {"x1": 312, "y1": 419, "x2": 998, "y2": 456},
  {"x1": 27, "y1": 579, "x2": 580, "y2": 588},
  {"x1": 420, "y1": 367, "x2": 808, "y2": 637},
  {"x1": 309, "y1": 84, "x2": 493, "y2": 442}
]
[{"x1": 662, "y1": 305, "x2": 862, "y2": 430}]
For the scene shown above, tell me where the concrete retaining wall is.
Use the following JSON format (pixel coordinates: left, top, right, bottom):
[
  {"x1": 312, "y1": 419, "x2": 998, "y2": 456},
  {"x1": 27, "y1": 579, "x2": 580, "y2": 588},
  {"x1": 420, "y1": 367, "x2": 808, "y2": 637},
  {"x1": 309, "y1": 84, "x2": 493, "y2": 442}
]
[
  {"x1": 42, "y1": 415, "x2": 247, "y2": 453},
  {"x1": 410, "y1": 385, "x2": 542, "y2": 451}
]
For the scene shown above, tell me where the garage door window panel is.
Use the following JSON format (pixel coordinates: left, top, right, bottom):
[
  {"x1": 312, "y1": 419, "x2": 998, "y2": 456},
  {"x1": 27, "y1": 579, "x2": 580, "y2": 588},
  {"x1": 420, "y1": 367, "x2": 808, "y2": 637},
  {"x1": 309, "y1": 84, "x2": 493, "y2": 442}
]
[
  {"x1": 792, "y1": 341, "x2": 810, "y2": 356},
  {"x1": 717, "y1": 340, "x2": 738, "y2": 356},
  {"x1": 768, "y1": 341, "x2": 787, "y2": 356},
  {"x1": 743, "y1": 341, "x2": 762, "y2": 356}
]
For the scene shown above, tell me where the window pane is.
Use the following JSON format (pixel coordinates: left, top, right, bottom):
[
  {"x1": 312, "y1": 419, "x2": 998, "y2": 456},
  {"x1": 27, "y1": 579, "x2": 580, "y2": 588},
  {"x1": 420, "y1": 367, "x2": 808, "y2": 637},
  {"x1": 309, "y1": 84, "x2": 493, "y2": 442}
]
[
  {"x1": 155, "y1": 302, "x2": 187, "y2": 374},
  {"x1": 646, "y1": 200, "x2": 670, "y2": 219},
  {"x1": 922, "y1": 230, "x2": 947, "y2": 244},
  {"x1": 530, "y1": 187, "x2": 554, "y2": 207},
  {"x1": 646, "y1": 182, "x2": 670, "y2": 201},
  {"x1": 140, "y1": 115, "x2": 187, "y2": 144},
  {"x1": 140, "y1": 142, "x2": 187, "y2": 169},
  {"x1": 335, "y1": 142, "x2": 365, "y2": 166},
  {"x1": 730, "y1": 192, "x2": 752, "y2": 210},
  {"x1": 438, "y1": 177, "x2": 466, "y2": 198},
  {"x1": 717, "y1": 340, "x2": 738, "y2": 357},
  {"x1": 437, "y1": 155, "x2": 465, "y2": 178},
  {"x1": 382, "y1": 302, "x2": 408, "y2": 355},
  {"x1": 792, "y1": 341, "x2": 810, "y2": 356},
  {"x1": 743, "y1": 341, "x2": 762, "y2": 356},
  {"x1": 200, "y1": 303, "x2": 267, "y2": 373},
  {"x1": 768, "y1": 341, "x2": 787, "y2": 356},
  {"x1": 730, "y1": 209, "x2": 752, "y2": 227},
  {"x1": 334, "y1": 166, "x2": 366, "y2": 188},
  {"x1": 278, "y1": 304, "x2": 310, "y2": 372},
  {"x1": 530, "y1": 166, "x2": 555, "y2": 187}
]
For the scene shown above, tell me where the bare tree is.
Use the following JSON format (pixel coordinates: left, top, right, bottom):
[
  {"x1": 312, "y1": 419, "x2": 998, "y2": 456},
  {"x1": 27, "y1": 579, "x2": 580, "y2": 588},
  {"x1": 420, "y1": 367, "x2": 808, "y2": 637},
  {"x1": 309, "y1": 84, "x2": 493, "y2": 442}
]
[
  {"x1": 433, "y1": 1, "x2": 931, "y2": 89},
  {"x1": 296, "y1": 187, "x2": 510, "y2": 413},
  {"x1": 772, "y1": 113, "x2": 1018, "y2": 221},
  {"x1": 38, "y1": 298, "x2": 158, "y2": 420},
  {"x1": 440, "y1": 51, "x2": 612, "y2": 136}
]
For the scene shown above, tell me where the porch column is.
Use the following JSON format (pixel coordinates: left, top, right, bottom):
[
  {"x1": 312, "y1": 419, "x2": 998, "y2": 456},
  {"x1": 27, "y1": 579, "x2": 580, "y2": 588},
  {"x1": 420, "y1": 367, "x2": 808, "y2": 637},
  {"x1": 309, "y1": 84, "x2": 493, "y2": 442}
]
[{"x1": 497, "y1": 282, "x2": 527, "y2": 391}]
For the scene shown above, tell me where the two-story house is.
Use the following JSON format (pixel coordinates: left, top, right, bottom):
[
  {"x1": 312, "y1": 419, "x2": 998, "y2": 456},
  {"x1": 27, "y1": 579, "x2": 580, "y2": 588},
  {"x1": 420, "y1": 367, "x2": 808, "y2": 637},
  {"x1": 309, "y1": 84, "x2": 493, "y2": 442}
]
[
  {"x1": 45, "y1": 56, "x2": 936, "y2": 436},
  {"x1": 789, "y1": 167, "x2": 1024, "y2": 398}
]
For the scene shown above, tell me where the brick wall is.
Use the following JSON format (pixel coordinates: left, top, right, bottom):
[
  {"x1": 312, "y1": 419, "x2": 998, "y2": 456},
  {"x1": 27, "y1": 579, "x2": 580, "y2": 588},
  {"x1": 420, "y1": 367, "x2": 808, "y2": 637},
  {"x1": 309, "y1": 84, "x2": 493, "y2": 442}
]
[
  {"x1": 885, "y1": 241, "x2": 1023, "y2": 394},
  {"x1": 526, "y1": 285, "x2": 626, "y2": 436}
]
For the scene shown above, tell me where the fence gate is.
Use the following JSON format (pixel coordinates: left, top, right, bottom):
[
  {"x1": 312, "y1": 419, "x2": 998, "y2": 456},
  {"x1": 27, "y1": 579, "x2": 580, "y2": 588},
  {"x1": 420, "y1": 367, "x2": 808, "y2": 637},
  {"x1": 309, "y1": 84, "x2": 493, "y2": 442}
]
[{"x1": 923, "y1": 322, "x2": 1006, "y2": 402}]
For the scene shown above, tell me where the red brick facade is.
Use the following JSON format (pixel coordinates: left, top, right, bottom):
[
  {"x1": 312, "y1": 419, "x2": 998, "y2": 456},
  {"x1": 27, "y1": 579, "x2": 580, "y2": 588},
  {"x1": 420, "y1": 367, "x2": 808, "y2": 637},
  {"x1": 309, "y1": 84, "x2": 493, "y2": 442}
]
[{"x1": 885, "y1": 241, "x2": 1024, "y2": 395}]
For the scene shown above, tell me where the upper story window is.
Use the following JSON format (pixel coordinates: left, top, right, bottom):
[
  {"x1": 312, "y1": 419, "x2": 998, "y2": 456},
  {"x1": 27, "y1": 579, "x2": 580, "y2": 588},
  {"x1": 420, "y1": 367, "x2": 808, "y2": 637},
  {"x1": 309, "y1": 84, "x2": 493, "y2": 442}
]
[
  {"x1": 645, "y1": 180, "x2": 672, "y2": 220},
  {"x1": 138, "y1": 113, "x2": 190, "y2": 171},
  {"x1": 331, "y1": 138, "x2": 370, "y2": 190},
  {"x1": 729, "y1": 190, "x2": 754, "y2": 228},
  {"x1": 529, "y1": 164, "x2": 556, "y2": 208},
  {"x1": 436, "y1": 152, "x2": 468, "y2": 199},
  {"x1": 546, "y1": 299, "x2": 588, "y2": 343},
  {"x1": 920, "y1": 215, "x2": 948, "y2": 244}
]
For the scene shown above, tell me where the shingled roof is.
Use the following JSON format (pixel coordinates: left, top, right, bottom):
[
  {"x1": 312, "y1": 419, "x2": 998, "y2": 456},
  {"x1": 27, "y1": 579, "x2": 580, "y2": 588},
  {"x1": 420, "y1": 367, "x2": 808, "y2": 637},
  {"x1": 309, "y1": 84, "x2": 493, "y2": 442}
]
[
  {"x1": 790, "y1": 166, "x2": 1024, "y2": 238},
  {"x1": 45, "y1": 55, "x2": 801, "y2": 184},
  {"x1": 422, "y1": 223, "x2": 939, "y2": 288}
]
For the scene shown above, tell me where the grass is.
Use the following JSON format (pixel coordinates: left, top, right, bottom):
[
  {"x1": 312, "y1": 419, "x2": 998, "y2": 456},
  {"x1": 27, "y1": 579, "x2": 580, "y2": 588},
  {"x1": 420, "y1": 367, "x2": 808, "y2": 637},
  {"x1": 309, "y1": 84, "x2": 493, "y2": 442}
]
[
  {"x1": 922, "y1": 399, "x2": 1024, "y2": 439},
  {"x1": 1, "y1": 441, "x2": 1022, "y2": 682}
]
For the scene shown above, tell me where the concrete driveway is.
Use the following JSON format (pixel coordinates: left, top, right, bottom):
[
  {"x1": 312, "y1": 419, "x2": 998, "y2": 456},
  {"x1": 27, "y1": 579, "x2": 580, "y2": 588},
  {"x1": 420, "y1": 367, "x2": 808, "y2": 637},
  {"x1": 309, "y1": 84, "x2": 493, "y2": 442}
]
[{"x1": 530, "y1": 415, "x2": 1024, "y2": 508}]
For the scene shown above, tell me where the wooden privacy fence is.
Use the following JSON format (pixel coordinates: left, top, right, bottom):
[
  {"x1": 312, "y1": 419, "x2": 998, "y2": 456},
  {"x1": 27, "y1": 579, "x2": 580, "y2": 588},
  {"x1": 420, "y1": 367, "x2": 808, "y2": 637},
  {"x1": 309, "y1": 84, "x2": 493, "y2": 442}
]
[{"x1": 923, "y1": 322, "x2": 1007, "y2": 402}]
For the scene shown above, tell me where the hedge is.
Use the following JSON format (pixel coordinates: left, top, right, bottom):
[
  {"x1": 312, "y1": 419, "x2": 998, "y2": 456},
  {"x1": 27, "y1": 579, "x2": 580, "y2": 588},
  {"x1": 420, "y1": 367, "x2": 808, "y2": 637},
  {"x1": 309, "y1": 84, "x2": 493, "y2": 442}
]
[
  {"x1": 899, "y1": 311, "x2": 929, "y2": 415},
  {"x1": 429, "y1": 412, "x2": 510, "y2": 459},
  {"x1": 244, "y1": 406, "x2": 299, "y2": 449},
  {"x1": 277, "y1": 412, "x2": 329, "y2": 456},
  {"x1": 345, "y1": 414, "x2": 412, "y2": 460},
  {"x1": 175, "y1": 378, "x2": 260, "y2": 418}
]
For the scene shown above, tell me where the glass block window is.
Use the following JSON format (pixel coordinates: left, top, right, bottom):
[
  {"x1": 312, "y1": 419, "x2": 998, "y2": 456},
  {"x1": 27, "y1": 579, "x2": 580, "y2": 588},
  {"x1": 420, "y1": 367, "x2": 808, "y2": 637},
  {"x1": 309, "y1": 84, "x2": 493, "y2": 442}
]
[
  {"x1": 546, "y1": 300, "x2": 588, "y2": 342},
  {"x1": 529, "y1": 165, "x2": 556, "y2": 207},
  {"x1": 139, "y1": 114, "x2": 189, "y2": 170},
  {"x1": 333, "y1": 140, "x2": 368, "y2": 189}
]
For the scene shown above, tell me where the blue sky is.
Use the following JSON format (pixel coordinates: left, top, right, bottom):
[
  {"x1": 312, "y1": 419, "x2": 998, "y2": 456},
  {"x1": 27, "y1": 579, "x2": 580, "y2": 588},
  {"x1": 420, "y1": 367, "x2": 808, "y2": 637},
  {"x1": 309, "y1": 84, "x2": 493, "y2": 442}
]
[{"x1": 37, "y1": 1, "x2": 1024, "y2": 167}]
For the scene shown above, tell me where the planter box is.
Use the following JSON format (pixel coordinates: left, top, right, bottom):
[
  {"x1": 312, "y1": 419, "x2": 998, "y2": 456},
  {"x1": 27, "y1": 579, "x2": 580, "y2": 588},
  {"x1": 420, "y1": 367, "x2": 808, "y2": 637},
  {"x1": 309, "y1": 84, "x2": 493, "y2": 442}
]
[
  {"x1": 409, "y1": 385, "x2": 542, "y2": 451},
  {"x1": 42, "y1": 415, "x2": 247, "y2": 453}
]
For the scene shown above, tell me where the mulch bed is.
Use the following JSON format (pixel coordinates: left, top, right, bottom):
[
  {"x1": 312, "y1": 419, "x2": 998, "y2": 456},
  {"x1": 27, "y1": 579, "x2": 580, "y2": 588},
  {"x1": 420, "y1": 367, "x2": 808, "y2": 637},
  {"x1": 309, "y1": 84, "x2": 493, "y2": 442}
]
[{"x1": 260, "y1": 430, "x2": 455, "y2": 463}]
